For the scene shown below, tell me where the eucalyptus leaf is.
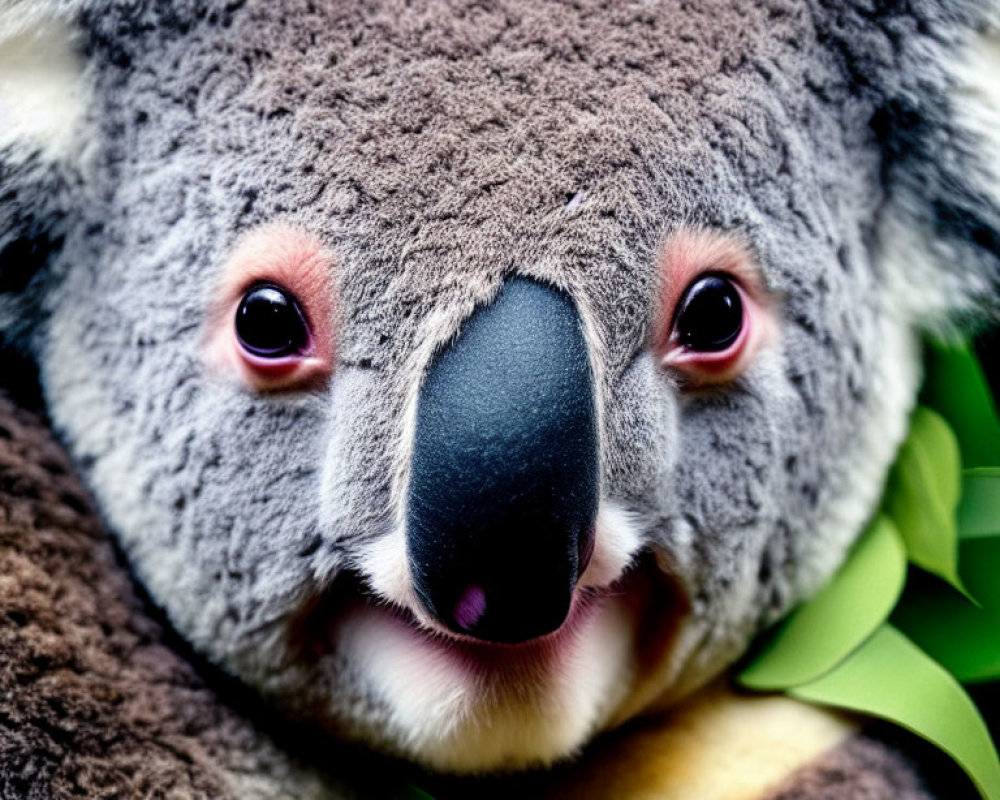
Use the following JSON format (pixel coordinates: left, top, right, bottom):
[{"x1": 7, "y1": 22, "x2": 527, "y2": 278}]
[
  {"x1": 740, "y1": 344, "x2": 1000, "y2": 798},
  {"x1": 884, "y1": 406, "x2": 965, "y2": 593},
  {"x1": 922, "y1": 343, "x2": 1000, "y2": 469},
  {"x1": 395, "y1": 785, "x2": 437, "y2": 800},
  {"x1": 959, "y1": 470, "x2": 1000, "y2": 540},
  {"x1": 791, "y1": 625, "x2": 1000, "y2": 800},
  {"x1": 893, "y1": 536, "x2": 1000, "y2": 684},
  {"x1": 737, "y1": 515, "x2": 906, "y2": 691}
]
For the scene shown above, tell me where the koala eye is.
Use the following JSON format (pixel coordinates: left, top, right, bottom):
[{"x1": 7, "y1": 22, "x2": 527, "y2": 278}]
[
  {"x1": 659, "y1": 270, "x2": 770, "y2": 384},
  {"x1": 235, "y1": 282, "x2": 310, "y2": 358},
  {"x1": 206, "y1": 224, "x2": 335, "y2": 392},
  {"x1": 654, "y1": 230, "x2": 775, "y2": 385},
  {"x1": 673, "y1": 274, "x2": 743, "y2": 352}
]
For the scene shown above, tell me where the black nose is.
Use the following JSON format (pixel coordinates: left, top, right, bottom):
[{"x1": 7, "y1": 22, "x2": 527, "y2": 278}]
[{"x1": 406, "y1": 277, "x2": 599, "y2": 644}]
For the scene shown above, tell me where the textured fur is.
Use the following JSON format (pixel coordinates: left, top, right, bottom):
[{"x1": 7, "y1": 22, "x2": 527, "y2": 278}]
[
  {"x1": 0, "y1": 391, "x2": 974, "y2": 797},
  {"x1": 0, "y1": 391, "x2": 350, "y2": 799},
  {"x1": 1, "y1": 0, "x2": 999, "y2": 775}
]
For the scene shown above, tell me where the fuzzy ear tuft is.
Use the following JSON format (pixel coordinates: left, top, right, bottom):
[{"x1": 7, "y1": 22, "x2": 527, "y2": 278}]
[
  {"x1": 0, "y1": 2, "x2": 92, "y2": 341},
  {"x1": 0, "y1": 8, "x2": 90, "y2": 160},
  {"x1": 0, "y1": 1, "x2": 94, "y2": 42},
  {"x1": 865, "y1": 7, "x2": 1000, "y2": 333}
]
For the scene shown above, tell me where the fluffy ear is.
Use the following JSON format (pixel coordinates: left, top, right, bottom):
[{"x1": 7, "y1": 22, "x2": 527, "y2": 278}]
[
  {"x1": 844, "y1": 2, "x2": 1000, "y2": 332},
  {"x1": 0, "y1": 1, "x2": 95, "y2": 40},
  {"x1": 0, "y1": 1, "x2": 92, "y2": 342}
]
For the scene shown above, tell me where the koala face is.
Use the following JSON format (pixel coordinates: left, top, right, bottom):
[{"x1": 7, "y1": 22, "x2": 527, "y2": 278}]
[{"x1": 4, "y1": 0, "x2": 999, "y2": 774}]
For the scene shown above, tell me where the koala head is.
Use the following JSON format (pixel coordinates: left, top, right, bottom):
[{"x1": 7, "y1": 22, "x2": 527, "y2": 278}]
[{"x1": 2, "y1": 0, "x2": 999, "y2": 774}]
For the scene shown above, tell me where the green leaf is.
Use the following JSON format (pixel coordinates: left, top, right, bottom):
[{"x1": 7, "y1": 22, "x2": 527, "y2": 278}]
[
  {"x1": 893, "y1": 536, "x2": 1000, "y2": 683},
  {"x1": 884, "y1": 406, "x2": 965, "y2": 592},
  {"x1": 922, "y1": 343, "x2": 1000, "y2": 469},
  {"x1": 394, "y1": 786, "x2": 437, "y2": 800},
  {"x1": 959, "y1": 470, "x2": 1000, "y2": 540},
  {"x1": 791, "y1": 625, "x2": 1000, "y2": 800},
  {"x1": 737, "y1": 515, "x2": 906, "y2": 690}
]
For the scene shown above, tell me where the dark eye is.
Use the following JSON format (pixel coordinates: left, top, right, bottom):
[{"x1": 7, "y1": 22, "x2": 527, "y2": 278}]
[
  {"x1": 673, "y1": 274, "x2": 743, "y2": 352},
  {"x1": 235, "y1": 283, "x2": 310, "y2": 358}
]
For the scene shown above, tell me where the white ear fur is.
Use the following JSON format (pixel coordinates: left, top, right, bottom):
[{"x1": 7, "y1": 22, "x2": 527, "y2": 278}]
[
  {"x1": 0, "y1": 4, "x2": 90, "y2": 161},
  {"x1": 0, "y1": 0, "x2": 92, "y2": 41},
  {"x1": 878, "y1": 27, "x2": 1000, "y2": 329},
  {"x1": 953, "y1": 30, "x2": 1000, "y2": 216}
]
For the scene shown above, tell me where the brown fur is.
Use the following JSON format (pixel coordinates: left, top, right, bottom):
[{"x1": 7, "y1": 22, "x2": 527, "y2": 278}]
[{"x1": 0, "y1": 390, "x2": 349, "y2": 799}]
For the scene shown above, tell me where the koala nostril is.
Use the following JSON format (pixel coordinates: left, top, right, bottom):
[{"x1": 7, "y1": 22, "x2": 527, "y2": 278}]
[
  {"x1": 455, "y1": 579, "x2": 575, "y2": 644},
  {"x1": 453, "y1": 584, "x2": 487, "y2": 632}
]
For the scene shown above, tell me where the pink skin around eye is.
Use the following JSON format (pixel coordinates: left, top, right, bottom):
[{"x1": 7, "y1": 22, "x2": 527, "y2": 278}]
[
  {"x1": 654, "y1": 230, "x2": 775, "y2": 384},
  {"x1": 205, "y1": 224, "x2": 336, "y2": 392}
]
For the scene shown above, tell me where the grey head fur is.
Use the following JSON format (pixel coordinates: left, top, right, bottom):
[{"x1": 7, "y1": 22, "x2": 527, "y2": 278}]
[{"x1": 1, "y1": 0, "x2": 999, "y2": 773}]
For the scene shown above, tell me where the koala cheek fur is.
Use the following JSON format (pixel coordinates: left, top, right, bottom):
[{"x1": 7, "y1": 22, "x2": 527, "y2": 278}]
[{"x1": 3, "y1": 0, "x2": 1000, "y2": 776}]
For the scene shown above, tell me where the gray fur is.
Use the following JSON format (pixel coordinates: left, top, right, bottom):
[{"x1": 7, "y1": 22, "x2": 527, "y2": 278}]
[{"x1": 2, "y1": 0, "x2": 998, "y2": 773}]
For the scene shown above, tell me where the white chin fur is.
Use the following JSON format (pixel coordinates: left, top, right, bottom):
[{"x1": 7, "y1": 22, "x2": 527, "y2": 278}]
[{"x1": 334, "y1": 593, "x2": 637, "y2": 773}]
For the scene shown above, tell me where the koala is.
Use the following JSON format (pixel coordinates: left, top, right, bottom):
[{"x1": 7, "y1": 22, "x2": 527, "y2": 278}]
[{"x1": 1, "y1": 0, "x2": 999, "y2": 777}]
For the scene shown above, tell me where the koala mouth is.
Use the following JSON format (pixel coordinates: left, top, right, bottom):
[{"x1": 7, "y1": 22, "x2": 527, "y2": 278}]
[
  {"x1": 300, "y1": 548, "x2": 687, "y2": 693},
  {"x1": 280, "y1": 547, "x2": 691, "y2": 772}
]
